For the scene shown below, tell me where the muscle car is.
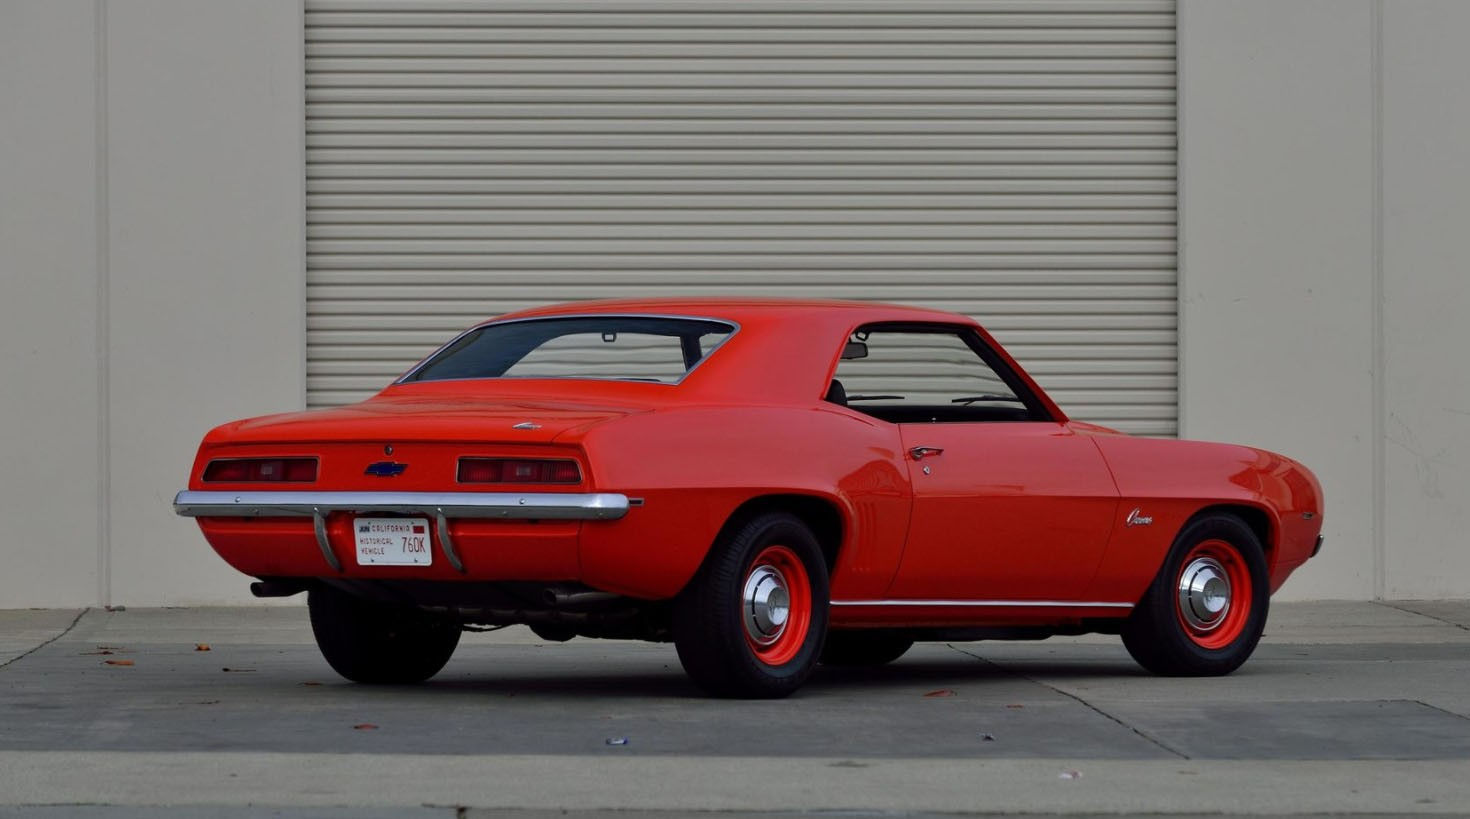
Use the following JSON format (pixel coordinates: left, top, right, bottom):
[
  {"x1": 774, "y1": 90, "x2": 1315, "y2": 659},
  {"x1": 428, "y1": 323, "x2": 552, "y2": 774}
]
[{"x1": 175, "y1": 299, "x2": 1324, "y2": 697}]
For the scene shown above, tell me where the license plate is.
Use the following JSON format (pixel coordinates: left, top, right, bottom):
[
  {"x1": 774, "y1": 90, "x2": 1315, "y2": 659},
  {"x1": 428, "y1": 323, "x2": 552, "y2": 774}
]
[{"x1": 354, "y1": 517, "x2": 433, "y2": 566}]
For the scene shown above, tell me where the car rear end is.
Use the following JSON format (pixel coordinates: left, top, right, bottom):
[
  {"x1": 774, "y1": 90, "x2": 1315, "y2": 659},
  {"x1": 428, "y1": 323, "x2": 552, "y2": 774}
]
[{"x1": 175, "y1": 397, "x2": 635, "y2": 586}]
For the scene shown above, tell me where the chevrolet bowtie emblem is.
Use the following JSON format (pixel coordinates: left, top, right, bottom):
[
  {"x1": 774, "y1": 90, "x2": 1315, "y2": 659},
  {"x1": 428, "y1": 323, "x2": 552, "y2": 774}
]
[{"x1": 364, "y1": 461, "x2": 407, "y2": 478}]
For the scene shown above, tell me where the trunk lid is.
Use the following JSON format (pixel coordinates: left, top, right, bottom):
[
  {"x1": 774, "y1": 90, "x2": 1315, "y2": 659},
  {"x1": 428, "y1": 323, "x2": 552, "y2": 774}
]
[{"x1": 220, "y1": 395, "x2": 643, "y2": 445}]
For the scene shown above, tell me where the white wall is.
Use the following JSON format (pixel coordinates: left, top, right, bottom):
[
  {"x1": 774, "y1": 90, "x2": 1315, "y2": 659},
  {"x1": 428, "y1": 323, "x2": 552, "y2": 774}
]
[
  {"x1": 105, "y1": 0, "x2": 306, "y2": 605},
  {"x1": 0, "y1": 1, "x2": 102, "y2": 607},
  {"x1": 1180, "y1": 0, "x2": 1470, "y2": 600},
  {"x1": 0, "y1": 0, "x2": 305, "y2": 607},
  {"x1": 1380, "y1": 2, "x2": 1470, "y2": 598}
]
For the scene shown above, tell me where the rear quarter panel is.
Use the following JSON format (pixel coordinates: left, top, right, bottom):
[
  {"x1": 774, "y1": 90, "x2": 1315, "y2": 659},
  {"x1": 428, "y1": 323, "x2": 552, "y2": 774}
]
[{"x1": 568, "y1": 405, "x2": 912, "y2": 600}]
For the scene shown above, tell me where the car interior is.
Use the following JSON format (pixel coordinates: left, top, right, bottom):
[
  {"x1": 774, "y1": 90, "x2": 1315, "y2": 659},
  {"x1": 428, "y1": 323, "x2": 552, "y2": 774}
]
[{"x1": 824, "y1": 324, "x2": 1048, "y2": 424}]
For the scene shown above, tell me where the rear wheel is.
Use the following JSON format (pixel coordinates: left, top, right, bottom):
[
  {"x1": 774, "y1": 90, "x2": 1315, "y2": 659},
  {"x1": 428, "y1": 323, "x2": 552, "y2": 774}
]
[
  {"x1": 308, "y1": 585, "x2": 461, "y2": 684},
  {"x1": 1122, "y1": 513, "x2": 1269, "y2": 676},
  {"x1": 673, "y1": 512, "x2": 830, "y2": 698},
  {"x1": 820, "y1": 630, "x2": 914, "y2": 667}
]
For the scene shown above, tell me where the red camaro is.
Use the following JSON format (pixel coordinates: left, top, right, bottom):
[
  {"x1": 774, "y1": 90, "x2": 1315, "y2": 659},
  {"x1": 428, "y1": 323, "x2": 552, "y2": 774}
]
[{"x1": 175, "y1": 299, "x2": 1323, "y2": 697}]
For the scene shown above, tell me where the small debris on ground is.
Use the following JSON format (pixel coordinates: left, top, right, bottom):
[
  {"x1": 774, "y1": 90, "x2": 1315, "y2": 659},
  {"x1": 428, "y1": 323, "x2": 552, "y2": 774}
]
[
  {"x1": 605, "y1": 737, "x2": 629, "y2": 746},
  {"x1": 103, "y1": 659, "x2": 134, "y2": 667},
  {"x1": 980, "y1": 733, "x2": 996, "y2": 741},
  {"x1": 353, "y1": 723, "x2": 379, "y2": 731},
  {"x1": 301, "y1": 681, "x2": 323, "y2": 687},
  {"x1": 1006, "y1": 703, "x2": 1024, "y2": 709},
  {"x1": 80, "y1": 650, "x2": 114, "y2": 656},
  {"x1": 1058, "y1": 770, "x2": 1082, "y2": 780},
  {"x1": 220, "y1": 667, "x2": 256, "y2": 673},
  {"x1": 104, "y1": 606, "x2": 126, "y2": 612},
  {"x1": 194, "y1": 644, "x2": 211, "y2": 652},
  {"x1": 923, "y1": 689, "x2": 956, "y2": 698}
]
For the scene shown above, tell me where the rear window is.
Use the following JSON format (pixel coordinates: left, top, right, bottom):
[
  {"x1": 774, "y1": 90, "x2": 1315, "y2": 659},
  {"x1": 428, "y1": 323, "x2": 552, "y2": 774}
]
[{"x1": 401, "y1": 316, "x2": 735, "y2": 385}]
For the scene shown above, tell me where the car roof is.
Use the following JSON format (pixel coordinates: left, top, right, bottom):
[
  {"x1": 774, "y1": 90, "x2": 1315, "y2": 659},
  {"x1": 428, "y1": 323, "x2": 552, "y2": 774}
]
[
  {"x1": 391, "y1": 297, "x2": 1059, "y2": 418},
  {"x1": 493, "y1": 297, "x2": 975, "y2": 327}
]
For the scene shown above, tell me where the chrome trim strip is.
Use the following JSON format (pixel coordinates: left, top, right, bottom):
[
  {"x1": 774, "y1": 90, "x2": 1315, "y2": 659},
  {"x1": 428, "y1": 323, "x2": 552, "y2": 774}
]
[
  {"x1": 830, "y1": 599, "x2": 1133, "y2": 609},
  {"x1": 394, "y1": 313, "x2": 741, "y2": 387},
  {"x1": 311, "y1": 508, "x2": 341, "y2": 573},
  {"x1": 435, "y1": 508, "x2": 465, "y2": 574},
  {"x1": 173, "y1": 490, "x2": 630, "y2": 521}
]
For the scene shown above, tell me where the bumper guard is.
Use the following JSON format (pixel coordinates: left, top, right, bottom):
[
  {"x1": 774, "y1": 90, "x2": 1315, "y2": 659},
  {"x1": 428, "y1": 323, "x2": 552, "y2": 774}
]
[{"x1": 173, "y1": 490, "x2": 629, "y2": 574}]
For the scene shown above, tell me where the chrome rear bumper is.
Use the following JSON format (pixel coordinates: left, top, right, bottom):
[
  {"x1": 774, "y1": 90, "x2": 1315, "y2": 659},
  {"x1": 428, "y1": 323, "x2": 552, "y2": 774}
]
[
  {"x1": 172, "y1": 490, "x2": 629, "y2": 520},
  {"x1": 173, "y1": 490, "x2": 629, "y2": 574}
]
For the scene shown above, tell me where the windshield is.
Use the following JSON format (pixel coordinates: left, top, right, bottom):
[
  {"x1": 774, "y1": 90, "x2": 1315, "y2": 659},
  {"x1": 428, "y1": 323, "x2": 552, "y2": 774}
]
[{"x1": 401, "y1": 316, "x2": 736, "y2": 385}]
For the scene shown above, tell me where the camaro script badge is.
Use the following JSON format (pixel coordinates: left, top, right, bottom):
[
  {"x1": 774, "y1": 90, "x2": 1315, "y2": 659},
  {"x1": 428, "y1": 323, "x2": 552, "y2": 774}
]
[
  {"x1": 364, "y1": 461, "x2": 408, "y2": 478},
  {"x1": 1125, "y1": 508, "x2": 1154, "y2": 527},
  {"x1": 513, "y1": 421, "x2": 542, "y2": 430}
]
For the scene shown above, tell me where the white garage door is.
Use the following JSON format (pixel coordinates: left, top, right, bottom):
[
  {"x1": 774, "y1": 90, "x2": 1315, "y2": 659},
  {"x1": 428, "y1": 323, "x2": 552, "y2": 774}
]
[{"x1": 305, "y1": 0, "x2": 1178, "y2": 435}]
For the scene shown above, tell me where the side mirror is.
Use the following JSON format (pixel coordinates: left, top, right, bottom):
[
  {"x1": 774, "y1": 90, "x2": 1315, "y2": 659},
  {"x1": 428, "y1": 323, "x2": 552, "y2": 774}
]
[{"x1": 841, "y1": 340, "x2": 868, "y2": 360}]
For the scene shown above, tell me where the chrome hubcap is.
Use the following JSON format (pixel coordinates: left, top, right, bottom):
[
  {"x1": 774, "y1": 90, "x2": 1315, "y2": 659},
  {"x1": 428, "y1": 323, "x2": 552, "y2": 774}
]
[
  {"x1": 1178, "y1": 556, "x2": 1231, "y2": 631},
  {"x1": 743, "y1": 564, "x2": 791, "y2": 646}
]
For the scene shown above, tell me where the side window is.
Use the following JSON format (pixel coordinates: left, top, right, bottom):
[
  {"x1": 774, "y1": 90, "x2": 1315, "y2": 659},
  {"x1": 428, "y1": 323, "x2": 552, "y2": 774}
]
[{"x1": 831, "y1": 328, "x2": 1044, "y2": 423}]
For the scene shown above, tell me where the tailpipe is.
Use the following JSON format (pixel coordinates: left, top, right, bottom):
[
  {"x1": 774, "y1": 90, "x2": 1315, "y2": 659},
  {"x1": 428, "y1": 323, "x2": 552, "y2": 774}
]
[{"x1": 542, "y1": 586, "x2": 622, "y2": 609}]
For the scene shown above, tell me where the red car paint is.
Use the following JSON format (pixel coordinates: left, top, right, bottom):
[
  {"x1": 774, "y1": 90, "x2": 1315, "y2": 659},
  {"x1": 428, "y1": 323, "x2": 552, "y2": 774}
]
[{"x1": 183, "y1": 299, "x2": 1323, "y2": 630}]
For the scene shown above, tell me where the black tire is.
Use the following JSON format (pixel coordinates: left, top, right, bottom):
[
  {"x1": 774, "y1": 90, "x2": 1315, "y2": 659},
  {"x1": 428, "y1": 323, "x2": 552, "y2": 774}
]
[
  {"x1": 1122, "y1": 513, "x2": 1270, "y2": 676},
  {"x1": 307, "y1": 585, "x2": 461, "y2": 684},
  {"x1": 820, "y1": 630, "x2": 914, "y2": 667},
  {"x1": 673, "y1": 511, "x2": 830, "y2": 698}
]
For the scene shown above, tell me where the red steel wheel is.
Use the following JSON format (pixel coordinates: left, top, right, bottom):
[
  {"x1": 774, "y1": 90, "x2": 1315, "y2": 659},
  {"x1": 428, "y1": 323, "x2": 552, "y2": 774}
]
[
  {"x1": 1122, "y1": 512, "x2": 1269, "y2": 677},
  {"x1": 673, "y1": 511, "x2": 830, "y2": 698},
  {"x1": 1173, "y1": 538, "x2": 1254, "y2": 650},
  {"x1": 741, "y1": 545, "x2": 813, "y2": 667}
]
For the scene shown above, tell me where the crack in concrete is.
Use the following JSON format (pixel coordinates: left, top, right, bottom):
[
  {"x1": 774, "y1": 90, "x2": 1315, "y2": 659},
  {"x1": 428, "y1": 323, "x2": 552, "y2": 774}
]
[
  {"x1": 946, "y1": 642, "x2": 1190, "y2": 760},
  {"x1": 0, "y1": 609, "x2": 89, "y2": 672},
  {"x1": 1374, "y1": 601, "x2": 1470, "y2": 632}
]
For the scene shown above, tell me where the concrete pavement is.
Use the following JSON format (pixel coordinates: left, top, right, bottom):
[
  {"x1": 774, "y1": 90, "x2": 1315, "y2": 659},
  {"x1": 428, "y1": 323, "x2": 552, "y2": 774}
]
[{"x1": 0, "y1": 601, "x2": 1467, "y2": 816}]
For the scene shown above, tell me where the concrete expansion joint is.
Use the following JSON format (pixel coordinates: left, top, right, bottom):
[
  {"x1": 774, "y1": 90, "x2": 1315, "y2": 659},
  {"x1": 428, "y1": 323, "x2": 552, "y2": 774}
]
[
  {"x1": 944, "y1": 642, "x2": 1191, "y2": 760},
  {"x1": 1413, "y1": 699, "x2": 1470, "y2": 724},
  {"x1": 1375, "y1": 601, "x2": 1470, "y2": 632},
  {"x1": 0, "y1": 608, "x2": 88, "y2": 671}
]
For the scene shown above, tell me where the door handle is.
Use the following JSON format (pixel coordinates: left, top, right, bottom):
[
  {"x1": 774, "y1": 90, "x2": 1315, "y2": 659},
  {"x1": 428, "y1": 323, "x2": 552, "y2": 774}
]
[{"x1": 909, "y1": 446, "x2": 944, "y2": 461}]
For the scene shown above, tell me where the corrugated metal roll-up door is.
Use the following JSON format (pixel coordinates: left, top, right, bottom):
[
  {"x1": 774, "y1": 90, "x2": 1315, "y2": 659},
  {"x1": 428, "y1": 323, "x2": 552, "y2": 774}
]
[{"x1": 305, "y1": 0, "x2": 1178, "y2": 436}]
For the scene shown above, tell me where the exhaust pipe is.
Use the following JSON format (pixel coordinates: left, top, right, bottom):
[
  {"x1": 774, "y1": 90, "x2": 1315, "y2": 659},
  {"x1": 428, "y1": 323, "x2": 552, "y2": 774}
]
[
  {"x1": 542, "y1": 587, "x2": 621, "y2": 609},
  {"x1": 250, "y1": 579, "x2": 310, "y2": 598}
]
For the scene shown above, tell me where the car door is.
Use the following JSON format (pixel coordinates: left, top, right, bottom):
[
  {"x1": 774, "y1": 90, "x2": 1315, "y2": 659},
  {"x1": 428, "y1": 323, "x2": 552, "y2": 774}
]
[{"x1": 832, "y1": 325, "x2": 1119, "y2": 602}]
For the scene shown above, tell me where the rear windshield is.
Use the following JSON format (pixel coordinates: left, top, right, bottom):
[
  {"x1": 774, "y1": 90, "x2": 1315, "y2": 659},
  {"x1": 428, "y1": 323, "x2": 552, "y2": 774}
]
[{"x1": 401, "y1": 316, "x2": 736, "y2": 385}]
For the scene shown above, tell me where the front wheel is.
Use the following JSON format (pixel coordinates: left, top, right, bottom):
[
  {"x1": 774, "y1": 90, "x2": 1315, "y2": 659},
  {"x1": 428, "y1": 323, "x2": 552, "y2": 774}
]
[
  {"x1": 308, "y1": 585, "x2": 461, "y2": 684},
  {"x1": 1122, "y1": 513, "x2": 1269, "y2": 676},
  {"x1": 673, "y1": 512, "x2": 830, "y2": 698}
]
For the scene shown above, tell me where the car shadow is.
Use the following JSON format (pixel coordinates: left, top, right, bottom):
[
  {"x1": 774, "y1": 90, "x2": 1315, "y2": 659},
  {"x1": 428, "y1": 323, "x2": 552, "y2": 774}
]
[
  {"x1": 288, "y1": 654, "x2": 1152, "y2": 701},
  {"x1": 812, "y1": 657, "x2": 1150, "y2": 689}
]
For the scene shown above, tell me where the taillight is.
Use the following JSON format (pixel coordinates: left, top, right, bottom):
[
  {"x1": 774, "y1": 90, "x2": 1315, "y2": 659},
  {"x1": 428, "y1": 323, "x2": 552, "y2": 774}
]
[
  {"x1": 203, "y1": 458, "x2": 318, "y2": 483},
  {"x1": 458, "y1": 457, "x2": 581, "y2": 484}
]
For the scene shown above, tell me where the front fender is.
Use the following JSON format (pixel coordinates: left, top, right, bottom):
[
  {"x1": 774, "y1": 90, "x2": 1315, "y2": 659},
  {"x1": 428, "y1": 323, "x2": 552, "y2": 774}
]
[{"x1": 1083, "y1": 435, "x2": 1324, "y2": 600}]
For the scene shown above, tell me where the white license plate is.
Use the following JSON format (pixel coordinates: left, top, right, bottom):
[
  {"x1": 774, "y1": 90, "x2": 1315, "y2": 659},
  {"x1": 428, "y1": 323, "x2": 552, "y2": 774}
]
[{"x1": 354, "y1": 517, "x2": 433, "y2": 566}]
